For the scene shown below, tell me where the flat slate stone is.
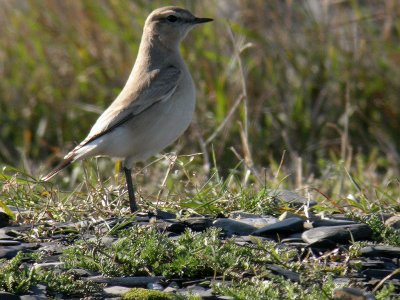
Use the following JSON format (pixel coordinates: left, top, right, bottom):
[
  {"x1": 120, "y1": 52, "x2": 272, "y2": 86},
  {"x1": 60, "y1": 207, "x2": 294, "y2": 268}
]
[
  {"x1": 302, "y1": 224, "x2": 372, "y2": 244},
  {"x1": 311, "y1": 219, "x2": 357, "y2": 227},
  {"x1": 251, "y1": 217, "x2": 304, "y2": 236},
  {"x1": 267, "y1": 265, "x2": 300, "y2": 282},
  {"x1": 154, "y1": 220, "x2": 186, "y2": 234},
  {"x1": 333, "y1": 287, "x2": 375, "y2": 300},
  {"x1": 180, "y1": 285, "x2": 214, "y2": 298},
  {"x1": 279, "y1": 212, "x2": 305, "y2": 220},
  {"x1": 20, "y1": 296, "x2": 47, "y2": 300},
  {"x1": 85, "y1": 276, "x2": 165, "y2": 287},
  {"x1": 385, "y1": 215, "x2": 400, "y2": 229},
  {"x1": 0, "y1": 239, "x2": 21, "y2": 246},
  {"x1": 0, "y1": 225, "x2": 31, "y2": 238},
  {"x1": 151, "y1": 209, "x2": 177, "y2": 220},
  {"x1": 281, "y1": 237, "x2": 304, "y2": 243},
  {"x1": 229, "y1": 212, "x2": 263, "y2": 219},
  {"x1": 33, "y1": 262, "x2": 64, "y2": 270},
  {"x1": 357, "y1": 259, "x2": 385, "y2": 269},
  {"x1": 147, "y1": 282, "x2": 164, "y2": 290},
  {"x1": 360, "y1": 245, "x2": 400, "y2": 258},
  {"x1": 306, "y1": 239, "x2": 338, "y2": 249},
  {"x1": 268, "y1": 189, "x2": 317, "y2": 207},
  {"x1": 20, "y1": 284, "x2": 47, "y2": 300},
  {"x1": 0, "y1": 292, "x2": 20, "y2": 300},
  {"x1": 183, "y1": 218, "x2": 213, "y2": 231},
  {"x1": 103, "y1": 286, "x2": 132, "y2": 296},
  {"x1": 212, "y1": 218, "x2": 257, "y2": 235},
  {"x1": 68, "y1": 268, "x2": 98, "y2": 277},
  {"x1": 0, "y1": 245, "x2": 25, "y2": 259},
  {"x1": 361, "y1": 269, "x2": 400, "y2": 280},
  {"x1": 234, "y1": 216, "x2": 278, "y2": 229}
]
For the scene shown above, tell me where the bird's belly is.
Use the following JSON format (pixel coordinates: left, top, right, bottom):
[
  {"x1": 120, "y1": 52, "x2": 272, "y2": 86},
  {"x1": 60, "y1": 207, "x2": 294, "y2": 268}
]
[{"x1": 96, "y1": 90, "x2": 195, "y2": 164}]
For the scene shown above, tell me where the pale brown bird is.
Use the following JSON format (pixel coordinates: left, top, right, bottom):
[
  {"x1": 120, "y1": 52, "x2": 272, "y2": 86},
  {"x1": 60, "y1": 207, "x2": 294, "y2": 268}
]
[{"x1": 43, "y1": 7, "x2": 212, "y2": 212}]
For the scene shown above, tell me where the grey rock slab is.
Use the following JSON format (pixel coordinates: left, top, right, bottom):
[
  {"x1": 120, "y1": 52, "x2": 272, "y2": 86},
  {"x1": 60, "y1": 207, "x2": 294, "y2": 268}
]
[
  {"x1": 279, "y1": 212, "x2": 305, "y2": 221},
  {"x1": 37, "y1": 254, "x2": 61, "y2": 263},
  {"x1": 212, "y1": 218, "x2": 257, "y2": 235},
  {"x1": 311, "y1": 219, "x2": 358, "y2": 227},
  {"x1": 0, "y1": 292, "x2": 20, "y2": 300},
  {"x1": 283, "y1": 242, "x2": 309, "y2": 248},
  {"x1": 0, "y1": 239, "x2": 21, "y2": 246},
  {"x1": 179, "y1": 285, "x2": 214, "y2": 298},
  {"x1": 0, "y1": 245, "x2": 25, "y2": 259},
  {"x1": 229, "y1": 211, "x2": 263, "y2": 219},
  {"x1": 85, "y1": 276, "x2": 165, "y2": 287},
  {"x1": 281, "y1": 237, "x2": 304, "y2": 243},
  {"x1": 333, "y1": 277, "x2": 351, "y2": 286},
  {"x1": 33, "y1": 262, "x2": 64, "y2": 270},
  {"x1": 20, "y1": 296, "x2": 47, "y2": 300},
  {"x1": 163, "y1": 286, "x2": 177, "y2": 293},
  {"x1": 251, "y1": 217, "x2": 304, "y2": 236},
  {"x1": 20, "y1": 284, "x2": 47, "y2": 300},
  {"x1": 38, "y1": 242, "x2": 66, "y2": 253},
  {"x1": 268, "y1": 189, "x2": 317, "y2": 207},
  {"x1": 385, "y1": 215, "x2": 400, "y2": 230},
  {"x1": 147, "y1": 282, "x2": 164, "y2": 290},
  {"x1": 152, "y1": 209, "x2": 177, "y2": 220},
  {"x1": 267, "y1": 265, "x2": 300, "y2": 282},
  {"x1": 0, "y1": 225, "x2": 31, "y2": 238},
  {"x1": 301, "y1": 224, "x2": 372, "y2": 244},
  {"x1": 183, "y1": 217, "x2": 213, "y2": 231},
  {"x1": 357, "y1": 259, "x2": 385, "y2": 268},
  {"x1": 333, "y1": 287, "x2": 375, "y2": 300},
  {"x1": 234, "y1": 216, "x2": 278, "y2": 229},
  {"x1": 306, "y1": 239, "x2": 338, "y2": 249},
  {"x1": 361, "y1": 269, "x2": 400, "y2": 280},
  {"x1": 0, "y1": 231, "x2": 14, "y2": 240},
  {"x1": 164, "y1": 281, "x2": 180, "y2": 293},
  {"x1": 68, "y1": 268, "x2": 99, "y2": 277},
  {"x1": 360, "y1": 245, "x2": 400, "y2": 258},
  {"x1": 154, "y1": 220, "x2": 186, "y2": 234},
  {"x1": 103, "y1": 286, "x2": 131, "y2": 296}
]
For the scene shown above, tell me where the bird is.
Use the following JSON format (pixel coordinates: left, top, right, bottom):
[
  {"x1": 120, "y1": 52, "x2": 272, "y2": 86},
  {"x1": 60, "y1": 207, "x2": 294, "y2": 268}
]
[{"x1": 42, "y1": 6, "x2": 213, "y2": 213}]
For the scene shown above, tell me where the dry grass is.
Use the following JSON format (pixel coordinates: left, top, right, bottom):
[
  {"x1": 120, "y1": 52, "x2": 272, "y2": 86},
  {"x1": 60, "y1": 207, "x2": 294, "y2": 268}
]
[{"x1": 0, "y1": 0, "x2": 398, "y2": 219}]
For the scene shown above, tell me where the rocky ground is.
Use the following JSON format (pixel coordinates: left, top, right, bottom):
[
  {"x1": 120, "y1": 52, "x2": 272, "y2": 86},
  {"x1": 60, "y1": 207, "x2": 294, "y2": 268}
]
[{"x1": 0, "y1": 190, "x2": 399, "y2": 299}]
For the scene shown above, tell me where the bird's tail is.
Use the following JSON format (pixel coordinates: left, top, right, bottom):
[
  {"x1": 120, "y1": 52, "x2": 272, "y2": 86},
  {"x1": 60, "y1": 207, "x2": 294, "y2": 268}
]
[{"x1": 41, "y1": 156, "x2": 74, "y2": 181}]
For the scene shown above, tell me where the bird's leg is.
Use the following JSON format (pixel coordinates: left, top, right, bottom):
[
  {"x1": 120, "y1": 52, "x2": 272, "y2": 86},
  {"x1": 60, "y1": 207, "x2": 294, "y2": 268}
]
[{"x1": 123, "y1": 167, "x2": 138, "y2": 212}]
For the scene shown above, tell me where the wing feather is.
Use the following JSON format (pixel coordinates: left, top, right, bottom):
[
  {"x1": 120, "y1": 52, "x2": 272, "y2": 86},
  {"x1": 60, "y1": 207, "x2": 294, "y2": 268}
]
[{"x1": 65, "y1": 65, "x2": 181, "y2": 159}]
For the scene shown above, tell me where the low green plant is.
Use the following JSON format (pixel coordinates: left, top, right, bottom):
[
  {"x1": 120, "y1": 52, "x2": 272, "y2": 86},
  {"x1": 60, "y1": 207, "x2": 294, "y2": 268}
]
[
  {"x1": 0, "y1": 252, "x2": 101, "y2": 296},
  {"x1": 62, "y1": 226, "x2": 259, "y2": 278},
  {"x1": 122, "y1": 288, "x2": 176, "y2": 300},
  {"x1": 213, "y1": 276, "x2": 336, "y2": 300},
  {"x1": 360, "y1": 214, "x2": 400, "y2": 246},
  {"x1": 0, "y1": 252, "x2": 35, "y2": 294}
]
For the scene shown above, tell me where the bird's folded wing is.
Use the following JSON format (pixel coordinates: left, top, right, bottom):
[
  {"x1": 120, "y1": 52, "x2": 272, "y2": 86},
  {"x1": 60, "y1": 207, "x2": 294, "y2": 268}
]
[{"x1": 66, "y1": 66, "x2": 181, "y2": 158}]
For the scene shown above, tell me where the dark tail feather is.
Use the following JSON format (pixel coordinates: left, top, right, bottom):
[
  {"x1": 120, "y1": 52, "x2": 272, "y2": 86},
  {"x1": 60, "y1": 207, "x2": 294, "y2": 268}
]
[{"x1": 42, "y1": 157, "x2": 74, "y2": 181}]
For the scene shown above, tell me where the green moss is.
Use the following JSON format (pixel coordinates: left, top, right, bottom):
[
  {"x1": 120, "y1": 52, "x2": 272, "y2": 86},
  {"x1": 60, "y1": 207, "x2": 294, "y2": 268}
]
[{"x1": 122, "y1": 288, "x2": 175, "y2": 300}]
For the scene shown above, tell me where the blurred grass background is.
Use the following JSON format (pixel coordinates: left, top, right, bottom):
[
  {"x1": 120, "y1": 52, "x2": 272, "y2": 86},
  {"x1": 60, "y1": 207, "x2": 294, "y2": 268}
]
[{"x1": 0, "y1": 0, "x2": 399, "y2": 212}]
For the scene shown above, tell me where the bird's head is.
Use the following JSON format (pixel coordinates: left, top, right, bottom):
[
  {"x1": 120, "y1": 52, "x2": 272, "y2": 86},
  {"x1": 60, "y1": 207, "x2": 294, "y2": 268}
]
[{"x1": 144, "y1": 6, "x2": 213, "y2": 47}]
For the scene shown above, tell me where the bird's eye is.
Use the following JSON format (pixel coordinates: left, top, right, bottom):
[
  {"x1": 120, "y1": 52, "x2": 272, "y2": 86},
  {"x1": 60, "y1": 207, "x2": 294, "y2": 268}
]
[{"x1": 166, "y1": 15, "x2": 178, "y2": 22}]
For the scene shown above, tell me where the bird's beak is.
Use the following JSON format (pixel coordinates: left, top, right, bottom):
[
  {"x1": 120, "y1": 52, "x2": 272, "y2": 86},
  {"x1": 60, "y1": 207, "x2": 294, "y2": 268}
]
[{"x1": 193, "y1": 17, "x2": 213, "y2": 24}]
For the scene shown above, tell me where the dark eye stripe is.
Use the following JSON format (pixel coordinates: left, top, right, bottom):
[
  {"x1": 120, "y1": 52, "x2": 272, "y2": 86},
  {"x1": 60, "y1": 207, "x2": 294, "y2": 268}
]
[{"x1": 166, "y1": 15, "x2": 178, "y2": 22}]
